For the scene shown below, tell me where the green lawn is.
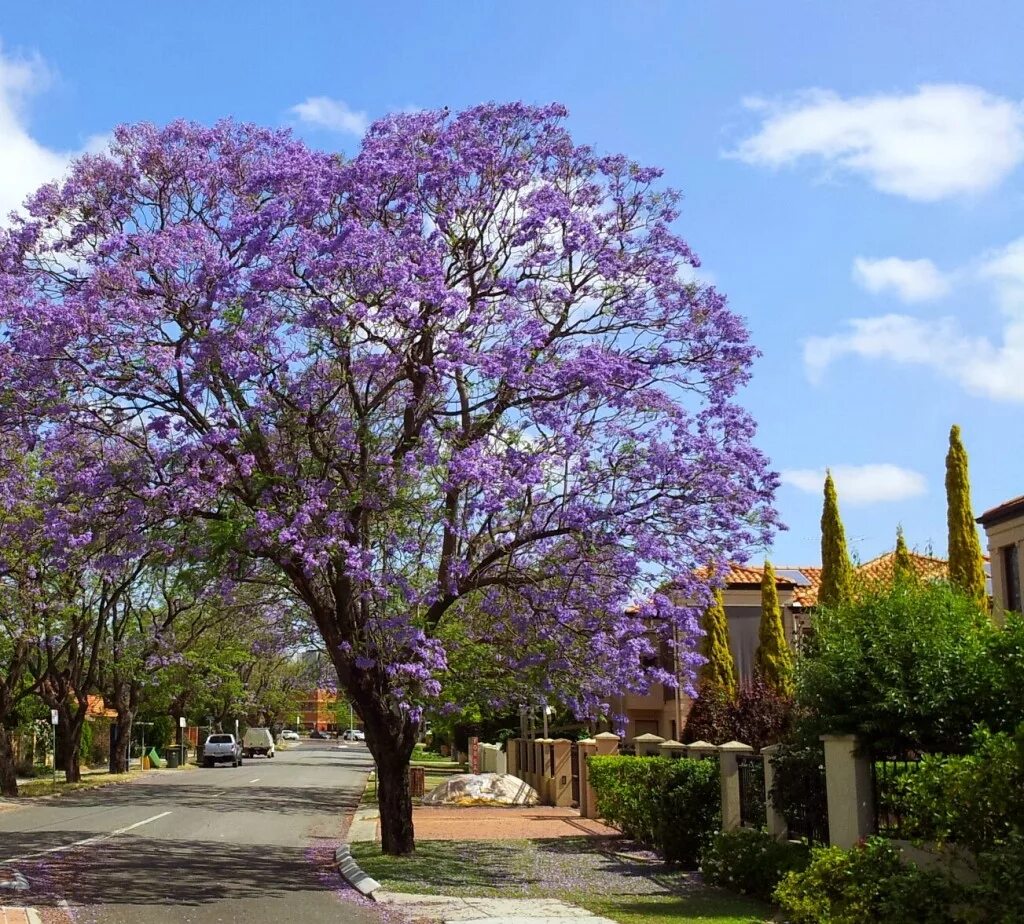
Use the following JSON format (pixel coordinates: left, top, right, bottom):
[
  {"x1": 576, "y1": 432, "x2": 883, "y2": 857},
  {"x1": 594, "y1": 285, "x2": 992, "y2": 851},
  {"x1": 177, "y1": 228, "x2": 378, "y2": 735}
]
[
  {"x1": 350, "y1": 838, "x2": 769, "y2": 924},
  {"x1": 359, "y1": 770, "x2": 452, "y2": 808}
]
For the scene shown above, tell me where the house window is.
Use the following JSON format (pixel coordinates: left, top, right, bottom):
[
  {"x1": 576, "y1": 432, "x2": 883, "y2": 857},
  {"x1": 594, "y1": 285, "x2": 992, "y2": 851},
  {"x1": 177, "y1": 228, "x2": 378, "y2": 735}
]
[{"x1": 1004, "y1": 545, "x2": 1022, "y2": 613}]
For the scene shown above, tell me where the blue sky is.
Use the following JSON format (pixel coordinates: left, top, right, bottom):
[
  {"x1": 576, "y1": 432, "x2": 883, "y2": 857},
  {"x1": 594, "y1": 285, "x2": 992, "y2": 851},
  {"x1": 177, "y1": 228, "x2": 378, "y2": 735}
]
[{"x1": 2, "y1": 2, "x2": 1022, "y2": 566}]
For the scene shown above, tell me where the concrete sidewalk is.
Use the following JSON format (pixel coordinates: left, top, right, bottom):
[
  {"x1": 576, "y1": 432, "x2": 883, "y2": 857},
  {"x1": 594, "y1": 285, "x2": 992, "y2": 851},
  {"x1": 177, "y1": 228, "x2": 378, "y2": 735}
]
[
  {"x1": 0, "y1": 909, "x2": 41, "y2": 924},
  {"x1": 376, "y1": 892, "x2": 617, "y2": 923}
]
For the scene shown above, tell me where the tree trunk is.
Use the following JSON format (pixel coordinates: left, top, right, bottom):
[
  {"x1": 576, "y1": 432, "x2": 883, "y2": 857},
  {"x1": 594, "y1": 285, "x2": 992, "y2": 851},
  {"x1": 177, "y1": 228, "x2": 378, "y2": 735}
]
[
  {"x1": 109, "y1": 708, "x2": 133, "y2": 774},
  {"x1": 60, "y1": 706, "x2": 85, "y2": 784},
  {"x1": 0, "y1": 726, "x2": 19, "y2": 797},
  {"x1": 374, "y1": 748, "x2": 415, "y2": 855}
]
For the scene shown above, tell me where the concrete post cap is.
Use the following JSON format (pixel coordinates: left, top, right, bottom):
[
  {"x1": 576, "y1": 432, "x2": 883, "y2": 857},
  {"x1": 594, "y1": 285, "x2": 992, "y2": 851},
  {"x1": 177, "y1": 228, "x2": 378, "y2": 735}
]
[
  {"x1": 632, "y1": 733, "x2": 666, "y2": 743},
  {"x1": 686, "y1": 740, "x2": 718, "y2": 750},
  {"x1": 593, "y1": 732, "x2": 620, "y2": 740},
  {"x1": 577, "y1": 738, "x2": 597, "y2": 746},
  {"x1": 658, "y1": 739, "x2": 686, "y2": 748},
  {"x1": 717, "y1": 740, "x2": 755, "y2": 752}
]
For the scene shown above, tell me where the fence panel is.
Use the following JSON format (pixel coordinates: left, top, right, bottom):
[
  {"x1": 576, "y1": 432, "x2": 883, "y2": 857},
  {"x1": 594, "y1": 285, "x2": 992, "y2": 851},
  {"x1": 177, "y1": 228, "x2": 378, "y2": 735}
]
[
  {"x1": 872, "y1": 754, "x2": 925, "y2": 839},
  {"x1": 736, "y1": 754, "x2": 767, "y2": 829}
]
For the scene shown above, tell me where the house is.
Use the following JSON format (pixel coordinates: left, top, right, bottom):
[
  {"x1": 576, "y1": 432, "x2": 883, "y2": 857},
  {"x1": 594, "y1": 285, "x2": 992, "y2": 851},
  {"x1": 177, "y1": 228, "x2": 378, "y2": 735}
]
[
  {"x1": 613, "y1": 549, "x2": 982, "y2": 742},
  {"x1": 297, "y1": 689, "x2": 338, "y2": 732},
  {"x1": 978, "y1": 494, "x2": 1024, "y2": 620}
]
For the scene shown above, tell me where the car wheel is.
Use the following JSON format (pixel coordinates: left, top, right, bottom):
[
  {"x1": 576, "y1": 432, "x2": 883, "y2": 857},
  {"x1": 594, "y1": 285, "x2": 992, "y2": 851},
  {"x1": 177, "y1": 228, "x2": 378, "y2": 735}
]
[{"x1": 203, "y1": 758, "x2": 212, "y2": 768}]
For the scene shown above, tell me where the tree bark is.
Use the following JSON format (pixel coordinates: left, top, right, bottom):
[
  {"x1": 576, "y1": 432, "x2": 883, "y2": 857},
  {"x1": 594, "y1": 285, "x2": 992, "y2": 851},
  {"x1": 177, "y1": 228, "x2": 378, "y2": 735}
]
[
  {"x1": 374, "y1": 747, "x2": 415, "y2": 856},
  {"x1": 58, "y1": 704, "x2": 85, "y2": 783},
  {"x1": 0, "y1": 726, "x2": 19, "y2": 797},
  {"x1": 109, "y1": 708, "x2": 133, "y2": 774}
]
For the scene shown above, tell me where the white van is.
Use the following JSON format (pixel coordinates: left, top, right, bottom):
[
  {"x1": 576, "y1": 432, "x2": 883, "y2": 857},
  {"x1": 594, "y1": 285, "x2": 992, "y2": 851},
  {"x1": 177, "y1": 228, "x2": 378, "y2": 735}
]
[{"x1": 242, "y1": 727, "x2": 275, "y2": 758}]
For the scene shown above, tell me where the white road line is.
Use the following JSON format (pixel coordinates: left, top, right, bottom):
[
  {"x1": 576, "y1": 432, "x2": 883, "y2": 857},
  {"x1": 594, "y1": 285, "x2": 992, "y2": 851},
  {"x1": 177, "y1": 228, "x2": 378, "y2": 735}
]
[
  {"x1": 248, "y1": 778, "x2": 260, "y2": 783},
  {"x1": 0, "y1": 811, "x2": 172, "y2": 864}
]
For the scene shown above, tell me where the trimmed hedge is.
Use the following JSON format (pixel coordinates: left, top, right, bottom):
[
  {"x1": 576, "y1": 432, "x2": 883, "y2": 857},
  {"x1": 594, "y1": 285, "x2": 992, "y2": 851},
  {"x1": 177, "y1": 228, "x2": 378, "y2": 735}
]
[{"x1": 587, "y1": 755, "x2": 719, "y2": 867}]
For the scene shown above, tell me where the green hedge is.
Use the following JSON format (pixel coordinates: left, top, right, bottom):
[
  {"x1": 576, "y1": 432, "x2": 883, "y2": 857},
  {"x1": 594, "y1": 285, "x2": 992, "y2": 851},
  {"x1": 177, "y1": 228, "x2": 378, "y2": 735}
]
[{"x1": 587, "y1": 755, "x2": 719, "y2": 867}]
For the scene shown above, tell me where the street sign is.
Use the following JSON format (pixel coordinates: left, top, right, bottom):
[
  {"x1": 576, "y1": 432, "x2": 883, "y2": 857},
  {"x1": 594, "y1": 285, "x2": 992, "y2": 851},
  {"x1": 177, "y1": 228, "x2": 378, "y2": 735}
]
[
  {"x1": 50, "y1": 709, "x2": 58, "y2": 725},
  {"x1": 178, "y1": 716, "x2": 186, "y2": 728}
]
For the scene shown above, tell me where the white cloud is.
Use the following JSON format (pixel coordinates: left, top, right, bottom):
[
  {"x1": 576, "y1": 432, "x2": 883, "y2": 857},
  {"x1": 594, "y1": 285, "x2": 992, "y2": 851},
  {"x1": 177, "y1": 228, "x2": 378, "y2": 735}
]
[
  {"x1": 290, "y1": 96, "x2": 369, "y2": 136},
  {"x1": 852, "y1": 256, "x2": 951, "y2": 302},
  {"x1": 805, "y1": 312, "x2": 1024, "y2": 403},
  {"x1": 734, "y1": 84, "x2": 1024, "y2": 201},
  {"x1": 782, "y1": 464, "x2": 927, "y2": 505},
  {"x1": 808, "y1": 237, "x2": 1024, "y2": 402},
  {"x1": 0, "y1": 45, "x2": 80, "y2": 220}
]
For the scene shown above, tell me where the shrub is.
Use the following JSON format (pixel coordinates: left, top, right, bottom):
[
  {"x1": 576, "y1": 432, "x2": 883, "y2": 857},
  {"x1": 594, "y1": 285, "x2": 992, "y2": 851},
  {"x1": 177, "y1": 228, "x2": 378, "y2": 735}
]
[
  {"x1": 683, "y1": 676, "x2": 793, "y2": 750},
  {"x1": 883, "y1": 725, "x2": 1023, "y2": 853},
  {"x1": 773, "y1": 837, "x2": 962, "y2": 924},
  {"x1": 700, "y1": 828, "x2": 809, "y2": 901},
  {"x1": 797, "y1": 581, "x2": 996, "y2": 754},
  {"x1": 588, "y1": 755, "x2": 719, "y2": 867}
]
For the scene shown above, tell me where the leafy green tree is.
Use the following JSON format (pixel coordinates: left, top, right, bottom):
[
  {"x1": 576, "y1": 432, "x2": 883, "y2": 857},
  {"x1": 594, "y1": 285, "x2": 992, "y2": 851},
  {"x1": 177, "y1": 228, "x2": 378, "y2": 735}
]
[
  {"x1": 819, "y1": 472, "x2": 853, "y2": 608},
  {"x1": 697, "y1": 588, "x2": 738, "y2": 700},
  {"x1": 755, "y1": 561, "x2": 794, "y2": 697},
  {"x1": 798, "y1": 580, "x2": 999, "y2": 754},
  {"x1": 945, "y1": 424, "x2": 987, "y2": 606}
]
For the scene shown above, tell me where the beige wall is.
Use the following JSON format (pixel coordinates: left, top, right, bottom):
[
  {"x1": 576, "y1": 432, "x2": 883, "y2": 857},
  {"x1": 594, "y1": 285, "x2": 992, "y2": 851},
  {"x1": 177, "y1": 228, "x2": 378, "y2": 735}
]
[{"x1": 983, "y1": 515, "x2": 1024, "y2": 622}]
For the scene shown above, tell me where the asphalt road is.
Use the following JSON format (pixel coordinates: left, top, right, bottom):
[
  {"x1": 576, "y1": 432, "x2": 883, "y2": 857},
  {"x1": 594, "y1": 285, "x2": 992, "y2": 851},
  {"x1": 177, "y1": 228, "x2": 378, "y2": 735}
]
[{"x1": 0, "y1": 739, "x2": 381, "y2": 924}]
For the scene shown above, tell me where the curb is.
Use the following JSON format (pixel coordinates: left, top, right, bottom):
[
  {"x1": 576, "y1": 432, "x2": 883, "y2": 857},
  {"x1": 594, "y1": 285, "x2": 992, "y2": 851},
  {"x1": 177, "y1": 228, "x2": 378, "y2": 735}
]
[
  {"x1": 335, "y1": 844, "x2": 381, "y2": 899},
  {"x1": 0, "y1": 870, "x2": 30, "y2": 892}
]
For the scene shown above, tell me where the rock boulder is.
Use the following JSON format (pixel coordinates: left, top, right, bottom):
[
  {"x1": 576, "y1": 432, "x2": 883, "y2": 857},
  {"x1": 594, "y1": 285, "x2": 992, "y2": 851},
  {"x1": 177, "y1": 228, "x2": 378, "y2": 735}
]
[{"x1": 421, "y1": 772, "x2": 539, "y2": 806}]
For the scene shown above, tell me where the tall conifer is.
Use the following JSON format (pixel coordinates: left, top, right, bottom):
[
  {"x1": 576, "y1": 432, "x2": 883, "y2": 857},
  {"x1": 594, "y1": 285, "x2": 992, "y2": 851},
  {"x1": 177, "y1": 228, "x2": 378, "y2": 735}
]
[
  {"x1": 893, "y1": 525, "x2": 914, "y2": 583},
  {"x1": 945, "y1": 425, "x2": 987, "y2": 605},
  {"x1": 755, "y1": 560, "x2": 794, "y2": 696},
  {"x1": 819, "y1": 471, "x2": 854, "y2": 608},
  {"x1": 697, "y1": 588, "x2": 738, "y2": 700}
]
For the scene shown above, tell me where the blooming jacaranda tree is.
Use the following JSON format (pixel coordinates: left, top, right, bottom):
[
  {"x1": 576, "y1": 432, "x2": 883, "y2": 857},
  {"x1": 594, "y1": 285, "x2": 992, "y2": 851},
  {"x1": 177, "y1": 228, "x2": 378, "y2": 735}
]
[{"x1": 0, "y1": 103, "x2": 777, "y2": 852}]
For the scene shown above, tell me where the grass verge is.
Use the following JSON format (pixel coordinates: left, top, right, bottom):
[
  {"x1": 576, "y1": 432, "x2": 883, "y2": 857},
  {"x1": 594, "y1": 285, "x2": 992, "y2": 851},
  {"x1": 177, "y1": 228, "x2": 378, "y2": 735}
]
[
  {"x1": 350, "y1": 837, "x2": 769, "y2": 924},
  {"x1": 16, "y1": 772, "x2": 132, "y2": 798},
  {"x1": 359, "y1": 770, "x2": 452, "y2": 808}
]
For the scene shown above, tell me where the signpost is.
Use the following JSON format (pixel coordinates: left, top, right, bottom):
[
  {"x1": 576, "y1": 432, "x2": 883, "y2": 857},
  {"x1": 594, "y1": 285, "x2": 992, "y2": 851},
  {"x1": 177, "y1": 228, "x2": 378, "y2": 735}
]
[
  {"x1": 179, "y1": 716, "x2": 186, "y2": 767},
  {"x1": 50, "y1": 710, "x2": 58, "y2": 786}
]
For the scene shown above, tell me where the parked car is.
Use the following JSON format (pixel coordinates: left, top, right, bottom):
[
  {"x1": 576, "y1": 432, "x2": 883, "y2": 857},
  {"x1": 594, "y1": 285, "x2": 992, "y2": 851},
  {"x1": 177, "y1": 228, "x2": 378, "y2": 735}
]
[
  {"x1": 242, "y1": 727, "x2": 275, "y2": 758},
  {"x1": 280, "y1": 729, "x2": 300, "y2": 741},
  {"x1": 341, "y1": 728, "x2": 365, "y2": 741},
  {"x1": 203, "y1": 733, "x2": 243, "y2": 767},
  {"x1": 309, "y1": 729, "x2": 328, "y2": 739}
]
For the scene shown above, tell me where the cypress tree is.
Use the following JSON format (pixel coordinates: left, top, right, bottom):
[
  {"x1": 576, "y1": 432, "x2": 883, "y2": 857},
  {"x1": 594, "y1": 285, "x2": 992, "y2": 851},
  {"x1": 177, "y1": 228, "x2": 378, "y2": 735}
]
[
  {"x1": 755, "y1": 560, "x2": 794, "y2": 696},
  {"x1": 697, "y1": 588, "x2": 738, "y2": 700},
  {"x1": 819, "y1": 470, "x2": 854, "y2": 608},
  {"x1": 893, "y1": 525, "x2": 914, "y2": 583},
  {"x1": 945, "y1": 425, "x2": 987, "y2": 605}
]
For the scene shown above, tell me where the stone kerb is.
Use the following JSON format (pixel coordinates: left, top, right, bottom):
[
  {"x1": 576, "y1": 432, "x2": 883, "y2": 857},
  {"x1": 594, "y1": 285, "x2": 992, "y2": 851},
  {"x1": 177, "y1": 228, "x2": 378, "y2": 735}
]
[
  {"x1": 632, "y1": 732, "x2": 665, "y2": 756},
  {"x1": 717, "y1": 740, "x2": 754, "y2": 832}
]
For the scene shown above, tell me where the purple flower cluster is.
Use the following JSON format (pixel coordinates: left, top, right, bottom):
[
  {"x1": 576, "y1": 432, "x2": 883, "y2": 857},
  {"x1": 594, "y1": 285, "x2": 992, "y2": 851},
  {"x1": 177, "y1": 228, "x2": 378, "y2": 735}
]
[{"x1": 0, "y1": 104, "x2": 778, "y2": 734}]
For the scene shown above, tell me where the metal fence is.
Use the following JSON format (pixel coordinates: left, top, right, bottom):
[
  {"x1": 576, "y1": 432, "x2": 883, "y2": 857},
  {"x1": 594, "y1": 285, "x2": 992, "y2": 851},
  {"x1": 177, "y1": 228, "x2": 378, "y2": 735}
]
[
  {"x1": 871, "y1": 753, "x2": 925, "y2": 838},
  {"x1": 737, "y1": 754, "x2": 767, "y2": 829}
]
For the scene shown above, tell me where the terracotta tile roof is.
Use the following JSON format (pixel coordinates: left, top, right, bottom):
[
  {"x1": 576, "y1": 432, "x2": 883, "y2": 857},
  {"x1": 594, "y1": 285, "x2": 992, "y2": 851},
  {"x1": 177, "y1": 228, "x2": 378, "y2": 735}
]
[
  {"x1": 856, "y1": 550, "x2": 948, "y2": 587},
  {"x1": 978, "y1": 494, "x2": 1024, "y2": 527}
]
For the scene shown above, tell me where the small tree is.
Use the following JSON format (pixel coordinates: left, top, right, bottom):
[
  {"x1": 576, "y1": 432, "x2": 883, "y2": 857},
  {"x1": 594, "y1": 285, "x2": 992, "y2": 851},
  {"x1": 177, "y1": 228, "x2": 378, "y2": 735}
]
[
  {"x1": 755, "y1": 561, "x2": 794, "y2": 697},
  {"x1": 945, "y1": 425, "x2": 987, "y2": 607},
  {"x1": 819, "y1": 471, "x2": 853, "y2": 608},
  {"x1": 697, "y1": 588, "x2": 738, "y2": 700}
]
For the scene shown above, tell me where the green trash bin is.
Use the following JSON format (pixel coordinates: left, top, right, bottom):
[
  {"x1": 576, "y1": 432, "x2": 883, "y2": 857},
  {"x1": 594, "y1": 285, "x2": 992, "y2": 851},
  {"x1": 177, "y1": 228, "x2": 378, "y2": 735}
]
[{"x1": 165, "y1": 748, "x2": 180, "y2": 769}]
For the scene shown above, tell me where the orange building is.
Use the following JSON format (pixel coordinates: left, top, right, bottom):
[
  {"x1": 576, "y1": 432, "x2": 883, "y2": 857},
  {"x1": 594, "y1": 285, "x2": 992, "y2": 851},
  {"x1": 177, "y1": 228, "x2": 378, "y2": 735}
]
[{"x1": 297, "y1": 689, "x2": 338, "y2": 732}]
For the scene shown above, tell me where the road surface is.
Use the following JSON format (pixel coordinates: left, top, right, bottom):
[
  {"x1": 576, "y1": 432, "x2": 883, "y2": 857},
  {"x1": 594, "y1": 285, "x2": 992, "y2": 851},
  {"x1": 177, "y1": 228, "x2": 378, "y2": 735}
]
[{"x1": 0, "y1": 739, "x2": 381, "y2": 924}]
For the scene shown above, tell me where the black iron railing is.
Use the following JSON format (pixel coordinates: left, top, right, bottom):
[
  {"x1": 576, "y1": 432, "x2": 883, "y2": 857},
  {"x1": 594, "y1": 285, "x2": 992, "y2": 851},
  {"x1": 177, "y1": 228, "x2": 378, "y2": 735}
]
[
  {"x1": 872, "y1": 753, "x2": 925, "y2": 839},
  {"x1": 737, "y1": 753, "x2": 767, "y2": 829}
]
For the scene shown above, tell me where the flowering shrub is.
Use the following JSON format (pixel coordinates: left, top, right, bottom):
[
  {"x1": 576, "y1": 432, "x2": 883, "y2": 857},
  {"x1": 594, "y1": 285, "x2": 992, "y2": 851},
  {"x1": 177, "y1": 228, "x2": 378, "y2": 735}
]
[
  {"x1": 773, "y1": 838, "x2": 961, "y2": 924},
  {"x1": 588, "y1": 755, "x2": 719, "y2": 866},
  {"x1": 700, "y1": 828, "x2": 808, "y2": 901}
]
